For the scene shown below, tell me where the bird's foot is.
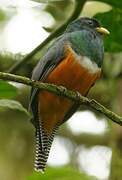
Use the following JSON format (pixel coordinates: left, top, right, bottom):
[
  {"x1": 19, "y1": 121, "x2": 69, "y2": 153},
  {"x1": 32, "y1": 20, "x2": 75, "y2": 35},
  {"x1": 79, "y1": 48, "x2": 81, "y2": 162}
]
[
  {"x1": 75, "y1": 91, "x2": 81, "y2": 102},
  {"x1": 60, "y1": 86, "x2": 67, "y2": 94}
]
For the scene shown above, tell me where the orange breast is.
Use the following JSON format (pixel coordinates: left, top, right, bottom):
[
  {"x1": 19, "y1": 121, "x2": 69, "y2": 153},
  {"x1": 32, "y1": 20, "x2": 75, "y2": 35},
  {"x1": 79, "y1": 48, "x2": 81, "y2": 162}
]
[{"x1": 38, "y1": 49, "x2": 101, "y2": 135}]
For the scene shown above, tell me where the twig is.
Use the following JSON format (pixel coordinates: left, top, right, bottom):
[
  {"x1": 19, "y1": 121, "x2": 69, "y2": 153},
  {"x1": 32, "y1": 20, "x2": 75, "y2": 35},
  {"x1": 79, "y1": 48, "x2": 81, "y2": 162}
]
[
  {"x1": 7, "y1": 0, "x2": 86, "y2": 73},
  {"x1": 0, "y1": 71, "x2": 122, "y2": 126}
]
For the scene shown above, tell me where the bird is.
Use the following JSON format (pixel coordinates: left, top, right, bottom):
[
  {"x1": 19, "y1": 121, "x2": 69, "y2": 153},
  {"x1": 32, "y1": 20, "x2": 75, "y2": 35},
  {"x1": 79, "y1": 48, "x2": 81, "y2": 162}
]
[{"x1": 29, "y1": 17, "x2": 109, "y2": 173}]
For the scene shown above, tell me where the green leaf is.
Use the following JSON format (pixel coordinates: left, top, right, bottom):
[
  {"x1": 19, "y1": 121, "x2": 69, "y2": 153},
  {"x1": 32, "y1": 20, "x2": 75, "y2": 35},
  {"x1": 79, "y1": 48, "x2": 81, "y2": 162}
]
[
  {"x1": 0, "y1": 99, "x2": 30, "y2": 116},
  {"x1": 27, "y1": 167, "x2": 96, "y2": 180},
  {"x1": 95, "y1": 0, "x2": 122, "y2": 8},
  {"x1": 0, "y1": 80, "x2": 17, "y2": 99},
  {"x1": 95, "y1": 8, "x2": 122, "y2": 52}
]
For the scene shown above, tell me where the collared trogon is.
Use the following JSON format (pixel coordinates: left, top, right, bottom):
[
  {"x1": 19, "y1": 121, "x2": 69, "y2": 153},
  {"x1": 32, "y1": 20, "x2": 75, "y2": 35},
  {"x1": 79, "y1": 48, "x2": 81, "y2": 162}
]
[{"x1": 29, "y1": 17, "x2": 109, "y2": 172}]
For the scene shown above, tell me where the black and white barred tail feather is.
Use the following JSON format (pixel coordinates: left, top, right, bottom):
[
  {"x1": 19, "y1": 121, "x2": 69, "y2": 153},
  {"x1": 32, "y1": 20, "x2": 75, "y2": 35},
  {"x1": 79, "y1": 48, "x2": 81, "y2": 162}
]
[
  {"x1": 34, "y1": 121, "x2": 58, "y2": 173},
  {"x1": 34, "y1": 124, "x2": 48, "y2": 172}
]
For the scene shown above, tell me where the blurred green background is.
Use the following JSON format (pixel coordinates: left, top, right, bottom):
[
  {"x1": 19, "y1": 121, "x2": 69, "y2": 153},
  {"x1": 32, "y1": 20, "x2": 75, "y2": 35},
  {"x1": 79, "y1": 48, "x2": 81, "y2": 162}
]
[{"x1": 0, "y1": 0, "x2": 122, "y2": 180}]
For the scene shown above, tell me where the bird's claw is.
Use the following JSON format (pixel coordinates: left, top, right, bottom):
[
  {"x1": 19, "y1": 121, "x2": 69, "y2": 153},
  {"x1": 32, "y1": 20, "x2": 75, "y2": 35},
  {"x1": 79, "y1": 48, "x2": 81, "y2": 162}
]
[
  {"x1": 60, "y1": 86, "x2": 67, "y2": 94},
  {"x1": 75, "y1": 91, "x2": 81, "y2": 102}
]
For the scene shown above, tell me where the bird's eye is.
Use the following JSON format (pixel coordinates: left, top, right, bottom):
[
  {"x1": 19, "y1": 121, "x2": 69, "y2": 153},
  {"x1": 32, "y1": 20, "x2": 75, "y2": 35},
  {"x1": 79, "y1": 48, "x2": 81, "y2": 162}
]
[{"x1": 87, "y1": 21, "x2": 94, "y2": 26}]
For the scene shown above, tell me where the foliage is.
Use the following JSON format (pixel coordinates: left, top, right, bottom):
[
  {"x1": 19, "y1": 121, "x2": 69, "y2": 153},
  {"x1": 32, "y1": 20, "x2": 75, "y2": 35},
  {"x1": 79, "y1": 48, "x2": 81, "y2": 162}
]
[
  {"x1": 95, "y1": 8, "x2": 122, "y2": 52},
  {"x1": 0, "y1": 81, "x2": 17, "y2": 99},
  {"x1": 94, "y1": 0, "x2": 122, "y2": 51},
  {"x1": 27, "y1": 167, "x2": 96, "y2": 180},
  {"x1": 95, "y1": 0, "x2": 122, "y2": 8},
  {"x1": 0, "y1": 99, "x2": 30, "y2": 116}
]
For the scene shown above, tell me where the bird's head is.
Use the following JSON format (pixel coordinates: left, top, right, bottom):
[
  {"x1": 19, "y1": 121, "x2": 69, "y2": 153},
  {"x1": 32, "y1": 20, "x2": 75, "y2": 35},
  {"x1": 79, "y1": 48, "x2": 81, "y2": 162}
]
[{"x1": 65, "y1": 17, "x2": 110, "y2": 36}]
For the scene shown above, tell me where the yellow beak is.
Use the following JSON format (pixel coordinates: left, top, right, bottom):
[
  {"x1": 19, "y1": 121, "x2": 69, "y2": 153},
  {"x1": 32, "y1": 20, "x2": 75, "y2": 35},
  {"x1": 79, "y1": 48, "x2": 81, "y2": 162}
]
[{"x1": 96, "y1": 27, "x2": 110, "y2": 35}]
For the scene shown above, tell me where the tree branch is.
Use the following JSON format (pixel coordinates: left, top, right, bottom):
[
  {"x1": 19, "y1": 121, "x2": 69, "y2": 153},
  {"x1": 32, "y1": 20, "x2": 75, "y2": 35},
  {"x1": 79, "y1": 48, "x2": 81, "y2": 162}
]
[
  {"x1": 7, "y1": 0, "x2": 86, "y2": 73},
  {"x1": 0, "y1": 71, "x2": 122, "y2": 126}
]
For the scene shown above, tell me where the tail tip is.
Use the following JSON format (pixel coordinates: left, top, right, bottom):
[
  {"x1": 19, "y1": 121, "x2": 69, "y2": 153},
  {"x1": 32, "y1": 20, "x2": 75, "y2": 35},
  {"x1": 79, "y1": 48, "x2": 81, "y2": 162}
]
[{"x1": 34, "y1": 165, "x2": 45, "y2": 174}]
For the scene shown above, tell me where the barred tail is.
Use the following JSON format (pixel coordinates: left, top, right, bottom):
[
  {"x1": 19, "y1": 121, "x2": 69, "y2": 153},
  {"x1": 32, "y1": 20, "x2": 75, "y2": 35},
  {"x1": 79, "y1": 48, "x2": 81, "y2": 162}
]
[
  {"x1": 34, "y1": 125, "x2": 58, "y2": 173},
  {"x1": 34, "y1": 127, "x2": 48, "y2": 173}
]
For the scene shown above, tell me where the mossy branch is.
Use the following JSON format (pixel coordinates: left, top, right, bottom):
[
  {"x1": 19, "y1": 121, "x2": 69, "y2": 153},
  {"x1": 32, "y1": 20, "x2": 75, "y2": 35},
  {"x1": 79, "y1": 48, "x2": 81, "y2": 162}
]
[
  {"x1": 7, "y1": 0, "x2": 86, "y2": 73},
  {"x1": 0, "y1": 71, "x2": 122, "y2": 126}
]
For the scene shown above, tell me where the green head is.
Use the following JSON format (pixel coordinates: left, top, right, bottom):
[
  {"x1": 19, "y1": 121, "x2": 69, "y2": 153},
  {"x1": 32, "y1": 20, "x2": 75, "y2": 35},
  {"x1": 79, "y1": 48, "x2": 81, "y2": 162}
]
[{"x1": 65, "y1": 17, "x2": 110, "y2": 36}]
